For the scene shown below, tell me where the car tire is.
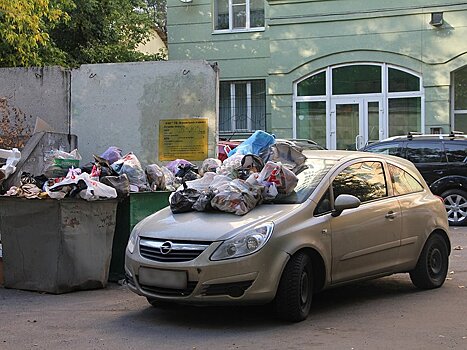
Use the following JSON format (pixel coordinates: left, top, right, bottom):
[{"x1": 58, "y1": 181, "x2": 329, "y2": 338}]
[
  {"x1": 409, "y1": 234, "x2": 449, "y2": 289},
  {"x1": 273, "y1": 252, "x2": 313, "y2": 322},
  {"x1": 441, "y1": 189, "x2": 467, "y2": 226}
]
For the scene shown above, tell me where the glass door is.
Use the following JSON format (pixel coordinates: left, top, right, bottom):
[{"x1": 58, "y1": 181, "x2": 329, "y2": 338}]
[
  {"x1": 330, "y1": 98, "x2": 382, "y2": 150},
  {"x1": 331, "y1": 100, "x2": 362, "y2": 150}
]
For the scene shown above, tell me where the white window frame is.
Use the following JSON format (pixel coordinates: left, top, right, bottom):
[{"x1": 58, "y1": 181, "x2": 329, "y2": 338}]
[
  {"x1": 293, "y1": 63, "x2": 424, "y2": 149},
  {"x1": 451, "y1": 67, "x2": 467, "y2": 131},
  {"x1": 213, "y1": 0, "x2": 265, "y2": 33}
]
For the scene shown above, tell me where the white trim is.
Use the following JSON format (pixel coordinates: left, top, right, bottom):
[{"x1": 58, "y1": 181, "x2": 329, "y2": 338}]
[
  {"x1": 292, "y1": 63, "x2": 424, "y2": 149},
  {"x1": 246, "y1": 82, "x2": 252, "y2": 130},
  {"x1": 230, "y1": 83, "x2": 236, "y2": 131}
]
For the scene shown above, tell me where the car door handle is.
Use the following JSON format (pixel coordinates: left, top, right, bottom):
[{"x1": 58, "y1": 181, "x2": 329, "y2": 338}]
[
  {"x1": 434, "y1": 170, "x2": 444, "y2": 174},
  {"x1": 385, "y1": 211, "x2": 396, "y2": 220}
]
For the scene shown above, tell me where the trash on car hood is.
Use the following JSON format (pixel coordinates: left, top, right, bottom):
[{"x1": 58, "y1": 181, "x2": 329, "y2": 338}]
[{"x1": 134, "y1": 204, "x2": 300, "y2": 242}]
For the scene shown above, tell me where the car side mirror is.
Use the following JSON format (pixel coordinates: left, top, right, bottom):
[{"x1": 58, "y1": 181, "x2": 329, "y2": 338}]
[{"x1": 331, "y1": 194, "x2": 361, "y2": 217}]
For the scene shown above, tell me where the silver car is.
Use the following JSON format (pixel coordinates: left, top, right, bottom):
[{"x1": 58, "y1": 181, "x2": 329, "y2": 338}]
[{"x1": 125, "y1": 150, "x2": 450, "y2": 322}]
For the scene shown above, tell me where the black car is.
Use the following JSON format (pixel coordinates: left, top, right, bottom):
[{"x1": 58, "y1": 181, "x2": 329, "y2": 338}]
[{"x1": 361, "y1": 132, "x2": 467, "y2": 226}]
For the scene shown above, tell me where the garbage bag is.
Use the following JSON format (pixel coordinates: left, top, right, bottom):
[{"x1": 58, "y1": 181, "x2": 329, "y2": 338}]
[
  {"x1": 175, "y1": 164, "x2": 200, "y2": 182},
  {"x1": 193, "y1": 189, "x2": 216, "y2": 212},
  {"x1": 100, "y1": 174, "x2": 130, "y2": 198},
  {"x1": 211, "y1": 179, "x2": 262, "y2": 215},
  {"x1": 161, "y1": 166, "x2": 179, "y2": 191},
  {"x1": 200, "y1": 158, "x2": 222, "y2": 176},
  {"x1": 263, "y1": 141, "x2": 306, "y2": 173},
  {"x1": 257, "y1": 161, "x2": 298, "y2": 196},
  {"x1": 146, "y1": 164, "x2": 165, "y2": 191},
  {"x1": 166, "y1": 159, "x2": 197, "y2": 175},
  {"x1": 43, "y1": 149, "x2": 82, "y2": 178},
  {"x1": 185, "y1": 172, "x2": 216, "y2": 192},
  {"x1": 100, "y1": 146, "x2": 122, "y2": 165},
  {"x1": 227, "y1": 130, "x2": 276, "y2": 157},
  {"x1": 217, "y1": 154, "x2": 244, "y2": 178},
  {"x1": 111, "y1": 152, "x2": 149, "y2": 191},
  {"x1": 48, "y1": 172, "x2": 117, "y2": 201},
  {"x1": 169, "y1": 185, "x2": 201, "y2": 214}
]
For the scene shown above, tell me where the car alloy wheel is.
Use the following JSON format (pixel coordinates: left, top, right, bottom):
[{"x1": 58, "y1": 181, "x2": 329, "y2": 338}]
[{"x1": 442, "y1": 189, "x2": 467, "y2": 226}]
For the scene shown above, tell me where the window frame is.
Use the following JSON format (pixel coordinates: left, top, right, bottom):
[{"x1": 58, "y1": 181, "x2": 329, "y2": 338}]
[
  {"x1": 213, "y1": 0, "x2": 265, "y2": 33},
  {"x1": 451, "y1": 66, "x2": 467, "y2": 132},
  {"x1": 219, "y1": 80, "x2": 266, "y2": 133}
]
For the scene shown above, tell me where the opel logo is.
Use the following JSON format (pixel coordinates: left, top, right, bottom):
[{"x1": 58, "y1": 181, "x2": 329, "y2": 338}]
[{"x1": 160, "y1": 241, "x2": 173, "y2": 255}]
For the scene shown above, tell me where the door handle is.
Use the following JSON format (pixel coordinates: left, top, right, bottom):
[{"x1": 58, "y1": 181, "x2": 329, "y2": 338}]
[
  {"x1": 385, "y1": 211, "x2": 396, "y2": 220},
  {"x1": 434, "y1": 170, "x2": 444, "y2": 174}
]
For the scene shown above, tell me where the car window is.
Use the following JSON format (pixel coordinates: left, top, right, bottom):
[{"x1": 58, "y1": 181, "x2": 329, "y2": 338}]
[
  {"x1": 388, "y1": 164, "x2": 424, "y2": 195},
  {"x1": 332, "y1": 161, "x2": 388, "y2": 203},
  {"x1": 273, "y1": 158, "x2": 337, "y2": 204},
  {"x1": 444, "y1": 142, "x2": 467, "y2": 163},
  {"x1": 364, "y1": 142, "x2": 403, "y2": 157},
  {"x1": 313, "y1": 189, "x2": 331, "y2": 216},
  {"x1": 406, "y1": 141, "x2": 445, "y2": 163}
]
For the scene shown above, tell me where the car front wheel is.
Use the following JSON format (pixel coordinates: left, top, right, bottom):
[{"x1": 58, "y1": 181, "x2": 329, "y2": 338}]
[
  {"x1": 273, "y1": 252, "x2": 313, "y2": 322},
  {"x1": 441, "y1": 189, "x2": 467, "y2": 226},
  {"x1": 409, "y1": 234, "x2": 449, "y2": 289}
]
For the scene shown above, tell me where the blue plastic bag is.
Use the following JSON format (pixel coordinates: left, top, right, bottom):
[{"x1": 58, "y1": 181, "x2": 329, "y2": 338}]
[{"x1": 227, "y1": 130, "x2": 276, "y2": 157}]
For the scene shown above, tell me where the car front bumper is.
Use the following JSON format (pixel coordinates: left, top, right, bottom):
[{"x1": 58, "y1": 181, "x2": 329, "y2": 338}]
[{"x1": 124, "y1": 240, "x2": 289, "y2": 305}]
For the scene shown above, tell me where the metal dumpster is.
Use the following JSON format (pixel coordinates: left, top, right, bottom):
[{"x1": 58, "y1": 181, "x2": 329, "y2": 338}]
[
  {"x1": 0, "y1": 197, "x2": 117, "y2": 294},
  {"x1": 109, "y1": 191, "x2": 171, "y2": 281}
]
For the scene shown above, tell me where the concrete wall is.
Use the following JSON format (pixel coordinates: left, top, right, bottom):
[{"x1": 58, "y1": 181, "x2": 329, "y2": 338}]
[
  {"x1": 71, "y1": 60, "x2": 219, "y2": 164},
  {"x1": 0, "y1": 66, "x2": 70, "y2": 148}
]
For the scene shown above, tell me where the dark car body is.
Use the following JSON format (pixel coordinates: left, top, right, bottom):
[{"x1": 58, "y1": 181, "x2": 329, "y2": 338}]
[{"x1": 361, "y1": 133, "x2": 467, "y2": 226}]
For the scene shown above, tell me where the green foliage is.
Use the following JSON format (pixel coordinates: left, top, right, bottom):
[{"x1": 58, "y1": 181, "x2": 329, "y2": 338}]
[
  {"x1": 0, "y1": 0, "x2": 167, "y2": 68},
  {"x1": 0, "y1": 0, "x2": 70, "y2": 67}
]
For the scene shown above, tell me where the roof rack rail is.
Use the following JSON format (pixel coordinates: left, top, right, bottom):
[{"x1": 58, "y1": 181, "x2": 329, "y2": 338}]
[
  {"x1": 407, "y1": 131, "x2": 422, "y2": 140},
  {"x1": 449, "y1": 130, "x2": 465, "y2": 138}
]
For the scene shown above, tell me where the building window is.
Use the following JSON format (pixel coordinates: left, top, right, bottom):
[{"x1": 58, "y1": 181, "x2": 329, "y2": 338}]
[
  {"x1": 214, "y1": 0, "x2": 264, "y2": 31},
  {"x1": 294, "y1": 64, "x2": 423, "y2": 149},
  {"x1": 453, "y1": 66, "x2": 467, "y2": 133},
  {"x1": 219, "y1": 80, "x2": 266, "y2": 132}
]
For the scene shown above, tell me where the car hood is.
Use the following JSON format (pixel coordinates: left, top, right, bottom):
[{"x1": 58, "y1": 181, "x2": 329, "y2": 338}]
[{"x1": 134, "y1": 204, "x2": 300, "y2": 242}]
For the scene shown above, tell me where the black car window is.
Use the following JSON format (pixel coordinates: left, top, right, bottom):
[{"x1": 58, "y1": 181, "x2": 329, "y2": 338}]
[
  {"x1": 313, "y1": 189, "x2": 331, "y2": 216},
  {"x1": 444, "y1": 142, "x2": 467, "y2": 163},
  {"x1": 332, "y1": 161, "x2": 388, "y2": 203},
  {"x1": 388, "y1": 164, "x2": 424, "y2": 195},
  {"x1": 364, "y1": 142, "x2": 403, "y2": 157},
  {"x1": 406, "y1": 141, "x2": 445, "y2": 163}
]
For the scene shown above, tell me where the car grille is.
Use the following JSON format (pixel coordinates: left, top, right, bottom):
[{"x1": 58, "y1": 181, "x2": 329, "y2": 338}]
[
  {"x1": 139, "y1": 281, "x2": 198, "y2": 297},
  {"x1": 139, "y1": 237, "x2": 212, "y2": 262}
]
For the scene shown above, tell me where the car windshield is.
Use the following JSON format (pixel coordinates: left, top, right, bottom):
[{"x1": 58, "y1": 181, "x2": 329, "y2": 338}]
[{"x1": 272, "y1": 158, "x2": 337, "y2": 204}]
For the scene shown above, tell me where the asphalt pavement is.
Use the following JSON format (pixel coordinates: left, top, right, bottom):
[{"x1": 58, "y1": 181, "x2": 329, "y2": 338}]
[{"x1": 0, "y1": 227, "x2": 466, "y2": 350}]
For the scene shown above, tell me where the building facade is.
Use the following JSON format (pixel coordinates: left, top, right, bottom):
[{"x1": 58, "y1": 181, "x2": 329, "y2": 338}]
[{"x1": 168, "y1": 0, "x2": 467, "y2": 149}]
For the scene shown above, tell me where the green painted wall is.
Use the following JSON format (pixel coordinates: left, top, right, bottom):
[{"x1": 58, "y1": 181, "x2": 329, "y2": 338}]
[{"x1": 168, "y1": 0, "x2": 467, "y2": 137}]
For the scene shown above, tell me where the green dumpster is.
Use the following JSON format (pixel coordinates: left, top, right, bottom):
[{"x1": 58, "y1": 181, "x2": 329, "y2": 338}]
[{"x1": 109, "y1": 191, "x2": 171, "y2": 281}]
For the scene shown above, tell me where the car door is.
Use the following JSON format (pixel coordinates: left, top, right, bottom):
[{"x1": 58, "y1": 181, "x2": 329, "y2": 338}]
[
  {"x1": 330, "y1": 160, "x2": 402, "y2": 284},
  {"x1": 405, "y1": 140, "x2": 446, "y2": 185}
]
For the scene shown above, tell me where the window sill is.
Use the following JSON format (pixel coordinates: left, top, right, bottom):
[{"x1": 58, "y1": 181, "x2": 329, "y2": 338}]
[{"x1": 212, "y1": 27, "x2": 265, "y2": 35}]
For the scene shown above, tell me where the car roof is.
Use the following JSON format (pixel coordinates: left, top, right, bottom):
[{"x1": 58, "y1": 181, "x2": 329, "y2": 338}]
[{"x1": 303, "y1": 149, "x2": 417, "y2": 166}]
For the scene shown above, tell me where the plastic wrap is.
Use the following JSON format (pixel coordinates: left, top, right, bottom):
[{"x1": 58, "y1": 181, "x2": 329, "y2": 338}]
[
  {"x1": 257, "y1": 161, "x2": 299, "y2": 195},
  {"x1": 145, "y1": 164, "x2": 165, "y2": 191},
  {"x1": 227, "y1": 130, "x2": 276, "y2": 157},
  {"x1": 211, "y1": 179, "x2": 262, "y2": 215},
  {"x1": 200, "y1": 158, "x2": 222, "y2": 176}
]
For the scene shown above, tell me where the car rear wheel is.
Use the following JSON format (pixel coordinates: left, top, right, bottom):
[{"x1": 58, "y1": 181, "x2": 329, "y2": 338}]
[
  {"x1": 273, "y1": 252, "x2": 313, "y2": 322},
  {"x1": 409, "y1": 234, "x2": 449, "y2": 289},
  {"x1": 441, "y1": 189, "x2": 467, "y2": 226}
]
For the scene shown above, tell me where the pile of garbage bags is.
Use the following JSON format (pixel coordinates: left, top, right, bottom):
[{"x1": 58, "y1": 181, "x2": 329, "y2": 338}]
[
  {"x1": 169, "y1": 131, "x2": 305, "y2": 216},
  {"x1": 1, "y1": 130, "x2": 305, "y2": 208}
]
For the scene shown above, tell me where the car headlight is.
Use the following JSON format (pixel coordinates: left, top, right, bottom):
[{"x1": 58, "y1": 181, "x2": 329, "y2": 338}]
[
  {"x1": 127, "y1": 228, "x2": 138, "y2": 254},
  {"x1": 210, "y1": 223, "x2": 274, "y2": 261}
]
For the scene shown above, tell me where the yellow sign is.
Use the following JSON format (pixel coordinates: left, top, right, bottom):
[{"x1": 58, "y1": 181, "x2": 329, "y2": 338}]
[{"x1": 159, "y1": 118, "x2": 208, "y2": 161}]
